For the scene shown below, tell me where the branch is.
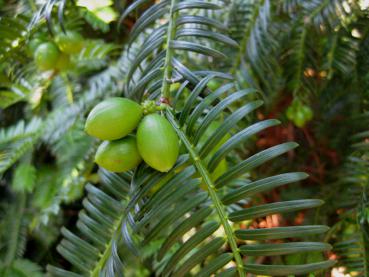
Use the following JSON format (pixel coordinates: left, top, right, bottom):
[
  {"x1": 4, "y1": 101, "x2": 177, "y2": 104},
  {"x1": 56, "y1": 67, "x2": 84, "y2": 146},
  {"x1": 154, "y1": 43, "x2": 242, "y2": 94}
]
[{"x1": 166, "y1": 110, "x2": 246, "y2": 277}]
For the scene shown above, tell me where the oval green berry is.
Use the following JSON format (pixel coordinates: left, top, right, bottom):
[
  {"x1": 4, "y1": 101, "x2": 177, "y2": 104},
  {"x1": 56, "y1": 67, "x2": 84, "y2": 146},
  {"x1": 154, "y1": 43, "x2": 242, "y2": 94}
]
[
  {"x1": 301, "y1": 105, "x2": 314, "y2": 121},
  {"x1": 95, "y1": 136, "x2": 142, "y2": 172},
  {"x1": 294, "y1": 111, "x2": 306, "y2": 128},
  {"x1": 28, "y1": 38, "x2": 44, "y2": 56},
  {"x1": 85, "y1": 97, "x2": 143, "y2": 140},
  {"x1": 137, "y1": 113, "x2": 179, "y2": 172},
  {"x1": 34, "y1": 42, "x2": 60, "y2": 71},
  {"x1": 55, "y1": 30, "x2": 84, "y2": 54},
  {"x1": 207, "y1": 79, "x2": 221, "y2": 91}
]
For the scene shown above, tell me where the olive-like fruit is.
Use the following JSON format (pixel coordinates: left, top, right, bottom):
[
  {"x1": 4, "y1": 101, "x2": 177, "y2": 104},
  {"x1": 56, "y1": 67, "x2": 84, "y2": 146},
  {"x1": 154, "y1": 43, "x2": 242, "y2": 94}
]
[
  {"x1": 286, "y1": 100, "x2": 314, "y2": 128},
  {"x1": 301, "y1": 105, "x2": 313, "y2": 121},
  {"x1": 85, "y1": 97, "x2": 143, "y2": 140},
  {"x1": 28, "y1": 38, "x2": 44, "y2": 56},
  {"x1": 55, "y1": 30, "x2": 84, "y2": 54},
  {"x1": 294, "y1": 111, "x2": 306, "y2": 128},
  {"x1": 137, "y1": 113, "x2": 179, "y2": 172},
  {"x1": 286, "y1": 105, "x2": 296, "y2": 121},
  {"x1": 207, "y1": 79, "x2": 221, "y2": 91},
  {"x1": 34, "y1": 42, "x2": 60, "y2": 71},
  {"x1": 95, "y1": 136, "x2": 142, "y2": 172}
]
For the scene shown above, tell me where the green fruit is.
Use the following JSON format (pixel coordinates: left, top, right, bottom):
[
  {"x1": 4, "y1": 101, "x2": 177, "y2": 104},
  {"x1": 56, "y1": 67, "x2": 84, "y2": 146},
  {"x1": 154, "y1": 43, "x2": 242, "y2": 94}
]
[
  {"x1": 137, "y1": 113, "x2": 179, "y2": 172},
  {"x1": 55, "y1": 53, "x2": 73, "y2": 71},
  {"x1": 301, "y1": 105, "x2": 313, "y2": 121},
  {"x1": 28, "y1": 38, "x2": 44, "y2": 55},
  {"x1": 55, "y1": 30, "x2": 84, "y2": 54},
  {"x1": 34, "y1": 42, "x2": 60, "y2": 71},
  {"x1": 95, "y1": 136, "x2": 142, "y2": 172},
  {"x1": 286, "y1": 99, "x2": 313, "y2": 127},
  {"x1": 293, "y1": 111, "x2": 306, "y2": 128},
  {"x1": 287, "y1": 98, "x2": 314, "y2": 128},
  {"x1": 85, "y1": 97, "x2": 143, "y2": 140},
  {"x1": 207, "y1": 79, "x2": 221, "y2": 91},
  {"x1": 286, "y1": 105, "x2": 296, "y2": 121}
]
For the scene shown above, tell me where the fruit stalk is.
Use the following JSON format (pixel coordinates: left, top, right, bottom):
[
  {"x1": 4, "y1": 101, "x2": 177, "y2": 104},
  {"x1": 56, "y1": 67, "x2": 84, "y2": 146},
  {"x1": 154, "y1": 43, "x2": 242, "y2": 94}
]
[
  {"x1": 166, "y1": 111, "x2": 246, "y2": 277},
  {"x1": 160, "y1": 0, "x2": 178, "y2": 102}
]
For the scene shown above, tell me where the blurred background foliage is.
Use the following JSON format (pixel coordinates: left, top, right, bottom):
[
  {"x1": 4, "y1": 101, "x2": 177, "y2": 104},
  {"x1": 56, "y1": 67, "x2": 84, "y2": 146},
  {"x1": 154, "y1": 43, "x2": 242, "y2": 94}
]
[{"x1": 0, "y1": 0, "x2": 368, "y2": 276}]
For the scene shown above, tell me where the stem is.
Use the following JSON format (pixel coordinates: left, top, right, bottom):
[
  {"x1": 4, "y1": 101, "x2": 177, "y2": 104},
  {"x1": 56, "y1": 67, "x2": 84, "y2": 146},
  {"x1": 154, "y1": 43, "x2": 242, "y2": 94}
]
[
  {"x1": 294, "y1": 26, "x2": 306, "y2": 96},
  {"x1": 360, "y1": 186, "x2": 369, "y2": 276},
  {"x1": 326, "y1": 33, "x2": 338, "y2": 80},
  {"x1": 90, "y1": 169, "x2": 140, "y2": 276},
  {"x1": 5, "y1": 193, "x2": 26, "y2": 266},
  {"x1": 166, "y1": 111, "x2": 246, "y2": 277},
  {"x1": 160, "y1": 0, "x2": 178, "y2": 101},
  {"x1": 91, "y1": 241, "x2": 113, "y2": 277},
  {"x1": 61, "y1": 73, "x2": 74, "y2": 104},
  {"x1": 323, "y1": 219, "x2": 342, "y2": 243},
  {"x1": 231, "y1": 0, "x2": 263, "y2": 75},
  {"x1": 308, "y1": 0, "x2": 330, "y2": 21},
  {"x1": 361, "y1": 222, "x2": 369, "y2": 277},
  {"x1": 90, "y1": 207, "x2": 125, "y2": 277}
]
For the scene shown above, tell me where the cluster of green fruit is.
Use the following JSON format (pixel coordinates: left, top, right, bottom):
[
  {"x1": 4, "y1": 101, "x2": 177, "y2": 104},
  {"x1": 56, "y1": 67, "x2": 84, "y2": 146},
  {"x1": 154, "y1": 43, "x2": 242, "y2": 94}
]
[
  {"x1": 85, "y1": 98, "x2": 179, "y2": 173},
  {"x1": 286, "y1": 99, "x2": 314, "y2": 128},
  {"x1": 29, "y1": 30, "x2": 84, "y2": 71}
]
